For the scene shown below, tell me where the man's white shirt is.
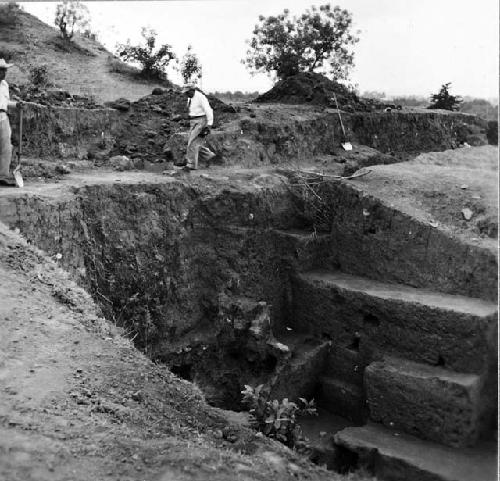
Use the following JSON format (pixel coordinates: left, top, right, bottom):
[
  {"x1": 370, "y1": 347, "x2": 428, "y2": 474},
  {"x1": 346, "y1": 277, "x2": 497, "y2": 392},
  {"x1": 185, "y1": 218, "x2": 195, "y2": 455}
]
[
  {"x1": 0, "y1": 80, "x2": 11, "y2": 112},
  {"x1": 187, "y1": 90, "x2": 214, "y2": 126}
]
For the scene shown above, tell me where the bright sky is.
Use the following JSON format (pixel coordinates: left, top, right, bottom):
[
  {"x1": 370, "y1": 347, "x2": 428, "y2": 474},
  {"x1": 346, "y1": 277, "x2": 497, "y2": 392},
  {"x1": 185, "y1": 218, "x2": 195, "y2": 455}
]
[{"x1": 21, "y1": 0, "x2": 499, "y2": 99}]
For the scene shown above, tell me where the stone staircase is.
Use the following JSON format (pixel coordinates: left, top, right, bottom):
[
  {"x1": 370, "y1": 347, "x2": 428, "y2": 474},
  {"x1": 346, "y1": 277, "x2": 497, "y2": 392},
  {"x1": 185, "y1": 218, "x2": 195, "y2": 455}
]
[{"x1": 287, "y1": 266, "x2": 497, "y2": 480}]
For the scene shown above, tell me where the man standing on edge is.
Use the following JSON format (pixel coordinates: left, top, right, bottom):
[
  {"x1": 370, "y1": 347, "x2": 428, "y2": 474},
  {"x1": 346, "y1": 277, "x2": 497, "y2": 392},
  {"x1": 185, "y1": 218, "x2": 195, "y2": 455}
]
[
  {"x1": 182, "y1": 84, "x2": 215, "y2": 170},
  {"x1": 0, "y1": 59, "x2": 21, "y2": 186}
]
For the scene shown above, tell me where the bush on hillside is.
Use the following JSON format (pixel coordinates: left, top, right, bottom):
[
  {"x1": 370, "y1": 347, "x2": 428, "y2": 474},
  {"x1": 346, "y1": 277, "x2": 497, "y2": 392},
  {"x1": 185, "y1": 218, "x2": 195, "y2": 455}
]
[
  {"x1": 179, "y1": 45, "x2": 202, "y2": 86},
  {"x1": 115, "y1": 27, "x2": 176, "y2": 81},
  {"x1": 0, "y1": 47, "x2": 14, "y2": 62},
  {"x1": 54, "y1": 0, "x2": 90, "y2": 41},
  {"x1": 81, "y1": 27, "x2": 98, "y2": 41},
  {"x1": 428, "y1": 82, "x2": 462, "y2": 111},
  {"x1": 107, "y1": 55, "x2": 140, "y2": 76},
  {"x1": 0, "y1": 2, "x2": 21, "y2": 26},
  {"x1": 28, "y1": 64, "x2": 51, "y2": 87}
]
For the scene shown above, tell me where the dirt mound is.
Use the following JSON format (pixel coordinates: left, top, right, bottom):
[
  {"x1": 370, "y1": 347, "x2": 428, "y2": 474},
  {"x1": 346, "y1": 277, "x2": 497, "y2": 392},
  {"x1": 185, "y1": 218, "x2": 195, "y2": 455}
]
[
  {"x1": 255, "y1": 72, "x2": 370, "y2": 112},
  {"x1": 11, "y1": 83, "x2": 102, "y2": 109},
  {"x1": 106, "y1": 88, "x2": 239, "y2": 163}
]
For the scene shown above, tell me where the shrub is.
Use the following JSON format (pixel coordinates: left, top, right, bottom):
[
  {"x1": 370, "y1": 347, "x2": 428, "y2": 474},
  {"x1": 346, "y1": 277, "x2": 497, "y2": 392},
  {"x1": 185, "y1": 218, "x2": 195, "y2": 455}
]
[
  {"x1": 179, "y1": 45, "x2": 202, "y2": 86},
  {"x1": 115, "y1": 27, "x2": 176, "y2": 81},
  {"x1": 107, "y1": 55, "x2": 139, "y2": 76},
  {"x1": 428, "y1": 82, "x2": 462, "y2": 111},
  {"x1": 54, "y1": 0, "x2": 90, "y2": 41},
  {"x1": 241, "y1": 384, "x2": 316, "y2": 448},
  {"x1": 0, "y1": 47, "x2": 14, "y2": 62},
  {"x1": 28, "y1": 64, "x2": 50, "y2": 87},
  {"x1": 487, "y1": 120, "x2": 498, "y2": 145},
  {"x1": 0, "y1": 2, "x2": 21, "y2": 26},
  {"x1": 81, "y1": 28, "x2": 98, "y2": 41}
]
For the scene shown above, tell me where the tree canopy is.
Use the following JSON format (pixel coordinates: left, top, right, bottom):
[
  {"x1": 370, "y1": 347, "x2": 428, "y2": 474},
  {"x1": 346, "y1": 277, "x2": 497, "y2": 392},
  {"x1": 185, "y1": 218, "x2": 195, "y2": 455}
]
[
  {"x1": 428, "y1": 82, "x2": 463, "y2": 111},
  {"x1": 243, "y1": 4, "x2": 359, "y2": 81},
  {"x1": 179, "y1": 45, "x2": 202, "y2": 86},
  {"x1": 54, "y1": 1, "x2": 89, "y2": 41},
  {"x1": 116, "y1": 28, "x2": 176, "y2": 80}
]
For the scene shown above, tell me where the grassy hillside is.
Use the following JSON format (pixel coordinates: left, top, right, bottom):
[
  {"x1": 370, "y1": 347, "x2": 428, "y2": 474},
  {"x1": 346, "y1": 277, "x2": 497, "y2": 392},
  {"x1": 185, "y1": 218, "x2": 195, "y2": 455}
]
[{"x1": 0, "y1": 4, "x2": 167, "y2": 102}]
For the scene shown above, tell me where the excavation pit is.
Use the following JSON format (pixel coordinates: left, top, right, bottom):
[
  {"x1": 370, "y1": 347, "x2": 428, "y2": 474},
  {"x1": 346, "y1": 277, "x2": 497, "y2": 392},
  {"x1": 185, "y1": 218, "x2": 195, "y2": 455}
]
[{"x1": 0, "y1": 155, "x2": 497, "y2": 479}]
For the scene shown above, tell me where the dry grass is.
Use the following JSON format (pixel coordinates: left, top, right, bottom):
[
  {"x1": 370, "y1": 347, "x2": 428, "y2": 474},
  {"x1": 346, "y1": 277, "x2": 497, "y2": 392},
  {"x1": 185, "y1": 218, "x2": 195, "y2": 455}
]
[{"x1": 1, "y1": 8, "x2": 168, "y2": 102}]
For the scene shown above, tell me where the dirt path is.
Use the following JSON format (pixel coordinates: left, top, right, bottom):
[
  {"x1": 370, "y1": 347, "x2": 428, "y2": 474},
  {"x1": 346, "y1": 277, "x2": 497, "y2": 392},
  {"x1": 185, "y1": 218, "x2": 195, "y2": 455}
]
[{"x1": 0, "y1": 225, "x2": 357, "y2": 481}]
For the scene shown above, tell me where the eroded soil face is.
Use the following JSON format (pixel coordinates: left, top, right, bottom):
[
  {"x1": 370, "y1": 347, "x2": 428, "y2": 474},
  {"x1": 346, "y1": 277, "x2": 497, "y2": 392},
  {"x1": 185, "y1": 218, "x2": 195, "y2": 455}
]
[
  {"x1": 0, "y1": 138, "x2": 497, "y2": 480},
  {"x1": 0, "y1": 225, "x2": 349, "y2": 481}
]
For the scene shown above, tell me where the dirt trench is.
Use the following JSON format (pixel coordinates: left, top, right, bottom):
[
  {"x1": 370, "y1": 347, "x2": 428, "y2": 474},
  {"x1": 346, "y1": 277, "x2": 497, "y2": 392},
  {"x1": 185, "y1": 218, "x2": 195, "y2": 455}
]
[
  {"x1": 1, "y1": 166, "x2": 496, "y2": 415},
  {"x1": 0, "y1": 159, "x2": 497, "y2": 480}
]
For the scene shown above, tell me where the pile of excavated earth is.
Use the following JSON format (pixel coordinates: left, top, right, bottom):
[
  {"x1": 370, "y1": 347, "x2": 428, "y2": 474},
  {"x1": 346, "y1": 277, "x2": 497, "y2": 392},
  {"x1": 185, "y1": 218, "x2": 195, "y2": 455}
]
[
  {"x1": 254, "y1": 72, "x2": 381, "y2": 111},
  {"x1": 0, "y1": 71, "x2": 497, "y2": 481}
]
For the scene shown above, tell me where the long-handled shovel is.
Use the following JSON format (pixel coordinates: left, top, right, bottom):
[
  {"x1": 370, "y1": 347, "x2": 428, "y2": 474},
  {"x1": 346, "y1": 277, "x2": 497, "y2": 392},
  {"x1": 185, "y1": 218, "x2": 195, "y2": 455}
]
[
  {"x1": 13, "y1": 107, "x2": 23, "y2": 188},
  {"x1": 332, "y1": 93, "x2": 352, "y2": 151}
]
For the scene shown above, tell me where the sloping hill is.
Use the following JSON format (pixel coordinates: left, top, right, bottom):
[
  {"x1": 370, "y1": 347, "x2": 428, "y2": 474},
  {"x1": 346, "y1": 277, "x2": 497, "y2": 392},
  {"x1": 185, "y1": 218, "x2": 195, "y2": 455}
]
[{"x1": 0, "y1": 5, "x2": 166, "y2": 102}]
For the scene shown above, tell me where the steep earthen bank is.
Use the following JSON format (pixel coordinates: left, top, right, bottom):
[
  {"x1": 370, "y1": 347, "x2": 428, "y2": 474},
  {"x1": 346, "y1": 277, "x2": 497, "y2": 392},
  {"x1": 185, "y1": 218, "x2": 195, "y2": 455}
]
[
  {"x1": 0, "y1": 167, "x2": 497, "y2": 479},
  {"x1": 11, "y1": 104, "x2": 124, "y2": 158},
  {"x1": 0, "y1": 173, "x2": 496, "y2": 409},
  {"x1": 0, "y1": 223, "x2": 343, "y2": 481},
  {"x1": 10, "y1": 102, "x2": 493, "y2": 165}
]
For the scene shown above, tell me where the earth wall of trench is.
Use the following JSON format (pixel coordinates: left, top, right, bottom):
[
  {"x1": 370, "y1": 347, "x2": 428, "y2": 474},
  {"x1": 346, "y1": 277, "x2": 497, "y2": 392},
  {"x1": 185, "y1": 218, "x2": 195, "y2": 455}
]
[
  {"x1": 0, "y1": 177, "x2": 496, "y2": 405},
  {"x1": 9, "y1": 103, "x2": 490, "y2": 164},
  {"x1": 9, "y1": 104, "x2": 125, "y2": 159}
]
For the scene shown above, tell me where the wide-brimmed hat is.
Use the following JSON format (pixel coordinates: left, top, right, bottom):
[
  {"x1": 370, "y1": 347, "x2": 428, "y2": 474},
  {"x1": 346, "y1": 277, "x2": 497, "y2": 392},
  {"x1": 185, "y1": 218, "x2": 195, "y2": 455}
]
[
  {"x1": 182, "y1": 83, "x2": 196, "y2": 93},
  {"x1": 0, "y1": 59, "x2": 14, "y2": 69}
]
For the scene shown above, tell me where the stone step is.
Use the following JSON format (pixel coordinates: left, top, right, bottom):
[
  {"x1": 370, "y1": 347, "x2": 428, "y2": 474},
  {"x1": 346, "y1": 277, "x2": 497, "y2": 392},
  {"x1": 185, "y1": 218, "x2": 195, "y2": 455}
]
[
  {"x1": 325, "y1": 344, "x2": 364, "y2": 386},
  {"x1": 365, "y1": 357, "x2": 482, "y2": 447},
  {"x1": 334, "y1": 423, "x2": 497, "y2": 481},
  {"x1": 291, "y1": 270, "x2": 498, "y2": 373},
  {"x1": 319, "y1": 377, "x2": 366, "y2": 423},
  {"x1": 268, "y1": 336, "x2": 329, "y2": 403}
]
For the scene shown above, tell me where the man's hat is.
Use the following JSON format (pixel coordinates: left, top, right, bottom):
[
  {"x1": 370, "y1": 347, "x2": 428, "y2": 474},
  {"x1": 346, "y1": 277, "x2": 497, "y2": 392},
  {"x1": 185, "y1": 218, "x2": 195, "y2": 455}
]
[
  {"x1": 182, "y1": 83, "x2": 196, "y2": 93},
  {"x1": 0, "y1": 59, "x2": 14, "y2": 69}
]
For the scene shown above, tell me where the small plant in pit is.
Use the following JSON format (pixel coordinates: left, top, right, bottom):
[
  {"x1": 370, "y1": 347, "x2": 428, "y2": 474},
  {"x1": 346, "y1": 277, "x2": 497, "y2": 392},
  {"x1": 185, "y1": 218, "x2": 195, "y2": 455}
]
[{"x1": 242, "y1": 384, "x2": 317, "y2": 448}]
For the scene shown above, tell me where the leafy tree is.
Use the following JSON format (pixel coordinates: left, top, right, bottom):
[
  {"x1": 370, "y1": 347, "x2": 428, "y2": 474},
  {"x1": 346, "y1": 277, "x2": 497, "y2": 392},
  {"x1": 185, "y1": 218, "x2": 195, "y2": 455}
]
[
  {"x1": 428, "y1": 82, "x2": 463, "y2": 111},
  {"x1": 243, "y1": 4, "x2": 359, "y2": 81},
  {"x1": 116, "y1": 28, "x2": 176, "y2": 80},
  {"x1": 179, "y1": 45, "x2": 202, "y2": 86},
  {"x1": 54, "y1": 0, "x2": 89, "y2": 41}
]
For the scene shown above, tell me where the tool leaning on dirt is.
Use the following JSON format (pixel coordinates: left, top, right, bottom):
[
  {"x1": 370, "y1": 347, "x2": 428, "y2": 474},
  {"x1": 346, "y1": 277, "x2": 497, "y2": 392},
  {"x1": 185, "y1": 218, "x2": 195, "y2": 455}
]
[
  {"x1": 331, "y1": 93, "x2": 353, "y2": 151},
  {"x1": 180, "y1": 84, "x2": 216, "y2": 171},
  {"x1": 13, "y1": 107, "x2": 23, "y2": 188},
  {"x1": 0, "y1": 58, "x2": 23, "y2": 187}
]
